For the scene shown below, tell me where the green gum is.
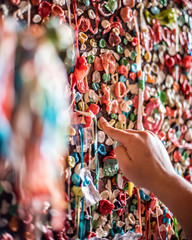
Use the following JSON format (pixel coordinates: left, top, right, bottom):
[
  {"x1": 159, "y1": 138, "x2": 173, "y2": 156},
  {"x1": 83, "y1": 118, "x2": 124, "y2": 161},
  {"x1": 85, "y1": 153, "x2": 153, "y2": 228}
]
[
  {"x1": 138, "y1": 80, "x2": 144, "y2": 90},
  {"x1": 145, "y1": 8, "x2": 177, "y2": 28},
  {"x1": 105, "y1": 0, "x2": 118, "y2": 13}
]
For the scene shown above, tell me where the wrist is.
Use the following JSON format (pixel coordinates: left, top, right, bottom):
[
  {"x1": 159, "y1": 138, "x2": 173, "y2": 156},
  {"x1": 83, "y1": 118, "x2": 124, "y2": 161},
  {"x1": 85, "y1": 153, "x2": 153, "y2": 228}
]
[{"x1": 150, "y1": 171, "x2": 179, "y2": 198}]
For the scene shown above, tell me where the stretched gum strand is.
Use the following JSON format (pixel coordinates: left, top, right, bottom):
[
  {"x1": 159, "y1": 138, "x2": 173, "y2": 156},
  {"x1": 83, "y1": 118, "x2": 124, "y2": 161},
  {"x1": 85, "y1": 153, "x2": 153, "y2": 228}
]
[
  {"x1": 72, "y1": 0, "x2": 79, "y2": 59},
  {"x1": 133, "y1": 11, "x2": 144, "y2": 131},
  {"x1": 78, "y1": 127, "x2": 85, "y2": 239},
  {"x1": 94, "y1": 117, "x2": 99, "y2": 190}
]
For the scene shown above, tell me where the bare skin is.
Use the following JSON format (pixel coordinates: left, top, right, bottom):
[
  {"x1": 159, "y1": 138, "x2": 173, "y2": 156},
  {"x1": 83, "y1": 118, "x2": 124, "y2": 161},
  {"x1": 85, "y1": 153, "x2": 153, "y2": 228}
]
[{"x1": 99, "y1": 117, "x2": 192, "y2": 239}]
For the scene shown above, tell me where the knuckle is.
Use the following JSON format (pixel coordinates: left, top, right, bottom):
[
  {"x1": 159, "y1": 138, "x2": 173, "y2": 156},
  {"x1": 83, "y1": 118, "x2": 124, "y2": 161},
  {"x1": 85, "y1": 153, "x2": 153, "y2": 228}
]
[
  {"x1": 140, "y1": 130, "x2": 151, "y2": 139},
  {"x1": 132, "y1": 133, "x2": 141, "y2": 140}
]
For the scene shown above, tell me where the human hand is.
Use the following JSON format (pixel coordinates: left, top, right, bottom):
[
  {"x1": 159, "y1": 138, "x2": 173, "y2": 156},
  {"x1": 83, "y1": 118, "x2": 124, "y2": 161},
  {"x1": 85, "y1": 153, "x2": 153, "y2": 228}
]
[{"x1": 99, "y1": 117, "x2": 177, "y2": 192}]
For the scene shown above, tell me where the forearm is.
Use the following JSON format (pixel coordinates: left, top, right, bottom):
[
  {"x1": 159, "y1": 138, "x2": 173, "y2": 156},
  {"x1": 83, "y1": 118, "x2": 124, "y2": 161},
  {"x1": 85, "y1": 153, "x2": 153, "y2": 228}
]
[{"x1": 152, "y1": 173, "x2": 192, "y2": 239}]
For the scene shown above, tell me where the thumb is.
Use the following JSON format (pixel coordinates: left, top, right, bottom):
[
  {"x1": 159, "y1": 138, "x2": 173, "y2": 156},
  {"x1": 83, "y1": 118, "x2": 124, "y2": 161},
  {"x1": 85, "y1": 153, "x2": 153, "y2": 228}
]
[{"x1": 99, "y1": 117, "x2": 132, "y2": 144}]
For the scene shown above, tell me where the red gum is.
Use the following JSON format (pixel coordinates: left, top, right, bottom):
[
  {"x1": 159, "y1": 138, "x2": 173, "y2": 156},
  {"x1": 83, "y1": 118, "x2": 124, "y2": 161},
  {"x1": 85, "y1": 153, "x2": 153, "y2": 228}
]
[
  {"x1": 182, "y1": 0, "x2": 192, "y2": 9},
  {"x1": 140, "y1": 26, "x2": 154, "y2": 51},
  {"x1": 89, "y1": 3, "x2": 99, "y2": 34},
  {"x1": 143, "y1": 100, "x2": 164, "y2": 134},
  {"x1": 114, "y1": 82, "x2": 126, "y2": 98},
  {"x1": 162, "y1": 28, "x2": 176, "y2": 47},
  {"x1": 102, "y1": 15, "x2": 125, "y2": 36},
  {"x1": 152, "y1": 19, "x2": 162, "y2": 45},
  {"x1": 117, "y1": 65, "x2": 128, "y2": 78},
  {"x1": 179, "y1": 32, "x2": 189, "y2": 46},
  {"x1": 51, "y1": 4, "x2": 64, "y2": 17},
  {"x1": 78, "y1": 4, "x2": 99, "y2": 34}
]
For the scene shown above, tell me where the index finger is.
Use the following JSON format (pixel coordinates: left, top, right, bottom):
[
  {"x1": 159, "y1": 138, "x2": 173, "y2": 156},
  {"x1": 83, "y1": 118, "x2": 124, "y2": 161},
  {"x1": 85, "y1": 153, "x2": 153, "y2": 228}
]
[{"x1": 99, "y1": 117, "x2": 133, "y2": 144}]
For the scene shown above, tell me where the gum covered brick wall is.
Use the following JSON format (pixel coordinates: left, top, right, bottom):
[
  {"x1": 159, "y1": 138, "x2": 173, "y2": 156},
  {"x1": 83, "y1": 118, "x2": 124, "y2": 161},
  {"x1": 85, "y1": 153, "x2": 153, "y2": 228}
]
[{"x1": 0, "y1": 0, "x2": 192, "y2": 239}]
